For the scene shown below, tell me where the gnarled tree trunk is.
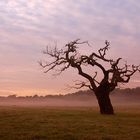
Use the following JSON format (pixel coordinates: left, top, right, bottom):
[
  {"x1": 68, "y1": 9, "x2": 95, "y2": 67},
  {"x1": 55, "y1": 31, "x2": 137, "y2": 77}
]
[{"x1": 95, "y1": 85, "x2": 114, "y2": 115}]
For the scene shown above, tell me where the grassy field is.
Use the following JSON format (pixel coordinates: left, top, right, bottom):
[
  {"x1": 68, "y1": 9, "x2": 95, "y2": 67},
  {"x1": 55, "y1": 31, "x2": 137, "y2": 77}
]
[{"x1": 0, "y1": 106, "x2": 139, "y2": 140}]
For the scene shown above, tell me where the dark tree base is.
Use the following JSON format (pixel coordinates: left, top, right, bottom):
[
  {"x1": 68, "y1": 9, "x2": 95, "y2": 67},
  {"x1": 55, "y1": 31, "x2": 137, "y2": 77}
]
[{"x1": 95, "y1": 87, "x2": 114, "y2": 115}]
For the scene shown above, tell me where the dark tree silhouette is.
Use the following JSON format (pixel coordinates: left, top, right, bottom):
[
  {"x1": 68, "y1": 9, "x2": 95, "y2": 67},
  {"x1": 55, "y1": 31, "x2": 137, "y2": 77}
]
[{"x1": 39, "y1": 39, "x2": 140, "y2": 114}]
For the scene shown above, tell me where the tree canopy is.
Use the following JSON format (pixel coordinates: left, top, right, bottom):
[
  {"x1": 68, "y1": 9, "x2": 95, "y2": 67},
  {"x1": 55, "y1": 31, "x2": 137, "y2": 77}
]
[
  {"x1": 39, "y1": 39, "x2": 140, "y2": 114},
  {"x1": 40, "y1": 39, "x2": 140, "y2": 92}
]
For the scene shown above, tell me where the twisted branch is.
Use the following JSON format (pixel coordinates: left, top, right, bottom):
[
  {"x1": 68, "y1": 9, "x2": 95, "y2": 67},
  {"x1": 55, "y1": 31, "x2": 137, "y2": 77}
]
[{"x1": 40, "y1": 39, "x2": 140, "y2": 92}]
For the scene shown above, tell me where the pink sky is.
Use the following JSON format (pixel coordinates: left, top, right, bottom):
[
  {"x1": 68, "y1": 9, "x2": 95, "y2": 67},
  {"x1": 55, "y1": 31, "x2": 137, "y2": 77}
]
[{"x1": 0, "y1": 0, "x2": 140, "y2": 96}]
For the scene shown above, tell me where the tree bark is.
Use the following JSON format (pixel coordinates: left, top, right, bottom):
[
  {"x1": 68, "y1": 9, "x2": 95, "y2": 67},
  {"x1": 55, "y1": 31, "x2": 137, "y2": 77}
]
[{"x1": 95, "y1": 86, "x2": 114, "y2": 115}]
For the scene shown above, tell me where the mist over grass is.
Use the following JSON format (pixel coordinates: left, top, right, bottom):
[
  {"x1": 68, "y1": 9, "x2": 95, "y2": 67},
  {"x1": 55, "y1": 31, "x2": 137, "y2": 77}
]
[
  {"x1": 0, "y1": 87, "x2": 139, "y2": 107},
  {"x1": 0, "y1": 88, "x2": 139, "y2": 139}
]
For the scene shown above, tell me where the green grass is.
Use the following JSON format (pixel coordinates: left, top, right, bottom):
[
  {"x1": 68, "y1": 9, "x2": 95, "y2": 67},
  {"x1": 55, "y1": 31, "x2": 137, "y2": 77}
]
[{"x1": 0, "y1": 106, "x2": 139, "y2": 140}]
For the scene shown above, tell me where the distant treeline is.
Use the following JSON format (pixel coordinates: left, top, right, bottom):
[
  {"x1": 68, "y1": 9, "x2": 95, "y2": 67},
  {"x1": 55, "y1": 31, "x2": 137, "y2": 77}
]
[{"x1": 0, "y1": 87, "x2": 140, "y2": 99}]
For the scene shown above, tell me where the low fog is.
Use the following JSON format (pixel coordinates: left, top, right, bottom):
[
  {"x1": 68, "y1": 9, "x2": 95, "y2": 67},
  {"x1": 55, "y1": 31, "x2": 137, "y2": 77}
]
[{"x1": 0, "y1": 88, "x2": 139, "y2": 107}]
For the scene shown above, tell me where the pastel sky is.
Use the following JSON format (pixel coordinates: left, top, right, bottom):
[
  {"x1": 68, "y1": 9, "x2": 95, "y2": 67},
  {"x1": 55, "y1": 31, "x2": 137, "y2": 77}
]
[{"x1": 0, "y1": 0, "x2": 140, "y2": 96}]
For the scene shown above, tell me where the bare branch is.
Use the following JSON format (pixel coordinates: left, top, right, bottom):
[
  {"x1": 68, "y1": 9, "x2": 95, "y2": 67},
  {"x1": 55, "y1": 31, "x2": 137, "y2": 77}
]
[
  {"x1": 98, "y1": 40, "x2": 110, "y2": 58},
  {"x1": 92, "y1": 72, "x2": 100, "y2": 85},
  {"x1": 40, "y1": 39, "x2": 139, "y2": 93},
  {"x1": 109, "y1": 58, "x2": 140, "y2": 86},
  {"x1": 67, "y1": 80, "x2": 93, "y2": 90}
]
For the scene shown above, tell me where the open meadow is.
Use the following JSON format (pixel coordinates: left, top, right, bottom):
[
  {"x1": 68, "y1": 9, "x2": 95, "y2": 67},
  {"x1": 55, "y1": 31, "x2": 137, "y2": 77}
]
[{"x1": 0, "y1": 105, "x2": 139, "y2": 140}]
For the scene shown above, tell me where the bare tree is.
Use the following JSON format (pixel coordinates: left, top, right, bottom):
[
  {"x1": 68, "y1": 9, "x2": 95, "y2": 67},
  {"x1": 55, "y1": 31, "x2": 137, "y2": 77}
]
[{"x1": 39, "y1": 39, "x2": 140, "y2": 114}]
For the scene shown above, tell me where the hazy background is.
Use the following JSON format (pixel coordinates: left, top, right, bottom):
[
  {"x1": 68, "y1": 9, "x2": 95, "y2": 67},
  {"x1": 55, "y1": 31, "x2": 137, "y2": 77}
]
[{"x1": 0, "y1": 0, "x2": 140, "y2": 96}]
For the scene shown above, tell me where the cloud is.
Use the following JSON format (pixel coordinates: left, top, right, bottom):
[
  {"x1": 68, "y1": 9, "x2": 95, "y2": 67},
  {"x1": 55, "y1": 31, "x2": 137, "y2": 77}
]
[
  {"x1": 0, "y1": 0, "x2": 139, "y2": 95},
  {"x1": 1, "y1": 0, "x2": 140, "y2": 40}
]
